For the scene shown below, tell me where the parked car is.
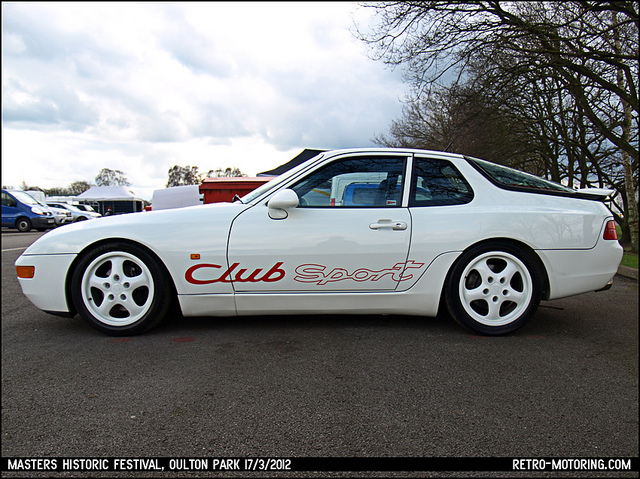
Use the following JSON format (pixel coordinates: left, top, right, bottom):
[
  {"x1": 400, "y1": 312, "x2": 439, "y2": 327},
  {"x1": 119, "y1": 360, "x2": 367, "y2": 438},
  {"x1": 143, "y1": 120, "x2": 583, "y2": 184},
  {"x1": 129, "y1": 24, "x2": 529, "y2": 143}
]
[
  {"x1": 2, "y1": 189, "x2": 56, "y2": 232},
  {"x1": 47, "y1": 202, "x2": 96, "y2": 222},
  {"x1": 74, "y1": 203, "x2": 102, "y2": 218},
  {"x1": 47, "y1": 205, "x2": 73, "y2": 226},
  {"x1": 15, "y1": 148, "x2": 623, "y2": 336}
]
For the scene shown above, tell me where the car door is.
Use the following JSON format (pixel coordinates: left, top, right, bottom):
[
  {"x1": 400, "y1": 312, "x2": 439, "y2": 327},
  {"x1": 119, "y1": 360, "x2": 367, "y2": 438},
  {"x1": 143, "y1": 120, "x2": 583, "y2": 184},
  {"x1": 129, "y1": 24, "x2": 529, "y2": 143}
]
[
  {"x1": 227, "y1": 153, "x2": 417, "y2": 292},
  {"x1": 2, "y1": 192, "x2": 19, "y2": 226}
]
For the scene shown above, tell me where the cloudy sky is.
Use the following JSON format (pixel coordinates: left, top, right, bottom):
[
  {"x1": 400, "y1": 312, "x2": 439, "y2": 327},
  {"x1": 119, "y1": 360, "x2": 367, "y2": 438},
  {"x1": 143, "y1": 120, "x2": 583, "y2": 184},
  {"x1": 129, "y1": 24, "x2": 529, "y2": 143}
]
[{"x1": 2, "y1": 2, "x2": 408, "y2": 200}]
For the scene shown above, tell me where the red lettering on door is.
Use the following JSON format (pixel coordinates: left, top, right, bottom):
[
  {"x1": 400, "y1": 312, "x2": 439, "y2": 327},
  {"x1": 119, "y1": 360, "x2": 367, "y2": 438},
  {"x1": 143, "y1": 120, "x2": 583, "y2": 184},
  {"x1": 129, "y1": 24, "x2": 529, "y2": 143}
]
[{"x1": 185, "y1": 262, "x2": 286, "y2": 285}]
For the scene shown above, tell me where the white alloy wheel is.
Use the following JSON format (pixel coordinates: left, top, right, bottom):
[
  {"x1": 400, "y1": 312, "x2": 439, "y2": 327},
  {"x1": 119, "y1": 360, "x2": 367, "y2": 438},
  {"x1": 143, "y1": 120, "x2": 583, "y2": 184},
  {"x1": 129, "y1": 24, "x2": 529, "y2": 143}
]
[
  {"x1": 80, "y1": 251, "x2": 155, "y2": 327},
  {"x1": 458, "y1": 251, "x2": 533, "y2": 327},
  {"x1": 445, "y1": 242, "x2": 542, "y2": 335}
]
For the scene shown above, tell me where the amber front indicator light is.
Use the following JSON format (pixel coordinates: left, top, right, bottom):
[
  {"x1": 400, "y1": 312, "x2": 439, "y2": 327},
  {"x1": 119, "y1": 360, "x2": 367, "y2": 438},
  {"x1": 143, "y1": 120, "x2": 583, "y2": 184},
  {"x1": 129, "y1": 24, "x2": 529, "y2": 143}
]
[
  {"x1": 603, "y1": 220, "x2": 618, "y2": 240},
  {"x1": 16, "y1": 266, "x2": 35, "y2": 279}
]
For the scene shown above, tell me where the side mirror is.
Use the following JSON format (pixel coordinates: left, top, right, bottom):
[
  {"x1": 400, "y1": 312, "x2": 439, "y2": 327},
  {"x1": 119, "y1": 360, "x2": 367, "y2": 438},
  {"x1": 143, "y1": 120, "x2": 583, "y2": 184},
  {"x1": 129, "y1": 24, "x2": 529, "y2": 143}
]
[{"x1": 267, "y1": 189, "x2": 299, "y2": 219}]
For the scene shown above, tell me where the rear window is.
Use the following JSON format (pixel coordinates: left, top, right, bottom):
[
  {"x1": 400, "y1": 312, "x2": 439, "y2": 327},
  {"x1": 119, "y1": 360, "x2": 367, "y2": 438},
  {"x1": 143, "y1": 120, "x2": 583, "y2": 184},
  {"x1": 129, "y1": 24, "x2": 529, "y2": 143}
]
[{"x1": 469, "y1": 158, "x2": 577, "y2": 194}]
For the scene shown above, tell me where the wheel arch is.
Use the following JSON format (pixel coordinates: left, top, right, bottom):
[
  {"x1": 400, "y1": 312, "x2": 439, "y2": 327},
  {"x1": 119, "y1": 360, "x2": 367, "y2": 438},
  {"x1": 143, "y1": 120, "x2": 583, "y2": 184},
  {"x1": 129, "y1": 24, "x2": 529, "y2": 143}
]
[
  {"x1": 64, "y1": 238, "x2": 180, "y2": 317},
  {"x1": 441, "y1": 237, "x2": 551, "y2": 304}
]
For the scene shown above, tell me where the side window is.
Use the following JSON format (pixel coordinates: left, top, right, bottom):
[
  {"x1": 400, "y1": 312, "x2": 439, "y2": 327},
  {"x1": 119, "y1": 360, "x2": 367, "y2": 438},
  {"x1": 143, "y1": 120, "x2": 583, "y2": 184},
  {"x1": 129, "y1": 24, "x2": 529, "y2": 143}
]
[
  {"x1": 410, "y1": 158, "x2": 474, "y2": 207},
  {"x1": 291, "y1": 156, "x2": 406, "y2": 207},
  {"x1": 2, "y1": 193, "x2": 17, "y2": 208}
]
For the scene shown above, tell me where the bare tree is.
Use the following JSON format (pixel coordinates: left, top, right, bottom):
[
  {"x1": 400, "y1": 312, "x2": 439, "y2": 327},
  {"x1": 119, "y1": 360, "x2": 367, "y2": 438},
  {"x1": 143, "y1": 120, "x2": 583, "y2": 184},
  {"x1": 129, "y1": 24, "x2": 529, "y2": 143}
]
[
  {"x1": 374, "y1": 84, "x2": 535, "y2": 171},
  {"x1": 359, "y1": 1, "x2": 638, "y2": 251}
]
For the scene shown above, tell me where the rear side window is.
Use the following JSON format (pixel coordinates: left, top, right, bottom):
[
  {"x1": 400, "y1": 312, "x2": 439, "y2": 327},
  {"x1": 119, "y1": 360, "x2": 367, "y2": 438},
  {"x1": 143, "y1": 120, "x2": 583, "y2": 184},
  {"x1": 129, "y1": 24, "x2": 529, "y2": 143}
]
[
  {"x1": 470, "y1": 158, "x2": 576, "y2": 194},
  {"x1": 409, "y1": 158, "x2": 474, "y2": 207}
]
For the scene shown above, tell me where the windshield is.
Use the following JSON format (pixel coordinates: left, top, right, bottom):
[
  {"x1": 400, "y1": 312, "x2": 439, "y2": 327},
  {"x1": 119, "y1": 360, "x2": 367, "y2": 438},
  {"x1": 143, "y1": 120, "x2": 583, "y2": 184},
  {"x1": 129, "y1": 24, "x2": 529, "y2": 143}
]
[
  {"x1": 240, "y1": 152, "x2": 325, "y2": 203},
  {"x1": 11, "y1": 191, "x2": 43, "y2": 206}
]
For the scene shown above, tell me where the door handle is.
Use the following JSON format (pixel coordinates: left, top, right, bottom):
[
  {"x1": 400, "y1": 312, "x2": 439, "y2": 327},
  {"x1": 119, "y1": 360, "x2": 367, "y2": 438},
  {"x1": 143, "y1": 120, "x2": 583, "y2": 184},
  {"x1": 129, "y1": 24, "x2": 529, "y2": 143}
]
[{"x1": 369, "y1": 220, "x2": 407, "y2": 231}]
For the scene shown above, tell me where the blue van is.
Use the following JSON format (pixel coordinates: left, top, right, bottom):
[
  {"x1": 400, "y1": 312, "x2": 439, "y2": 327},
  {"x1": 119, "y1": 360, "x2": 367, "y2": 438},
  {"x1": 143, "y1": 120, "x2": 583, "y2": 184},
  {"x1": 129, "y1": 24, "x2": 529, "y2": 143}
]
[{"x1": 1, "y1": 189, "x2": 56, "y2": 232}]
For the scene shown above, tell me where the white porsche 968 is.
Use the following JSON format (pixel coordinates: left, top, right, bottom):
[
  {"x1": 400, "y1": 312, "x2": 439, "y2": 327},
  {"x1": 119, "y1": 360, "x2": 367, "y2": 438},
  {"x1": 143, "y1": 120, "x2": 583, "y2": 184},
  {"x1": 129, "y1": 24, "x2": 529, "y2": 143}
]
[{"x1": 15, "y1": 149, "x2": 623, "y2": 336}]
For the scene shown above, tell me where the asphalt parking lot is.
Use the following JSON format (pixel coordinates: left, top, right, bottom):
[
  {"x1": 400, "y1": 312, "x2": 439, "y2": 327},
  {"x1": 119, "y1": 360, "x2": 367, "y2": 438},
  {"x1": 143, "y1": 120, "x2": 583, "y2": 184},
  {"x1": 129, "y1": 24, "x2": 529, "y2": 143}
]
[{"x1": 1, "y1": 230, "x2": 638, "y2": 477}]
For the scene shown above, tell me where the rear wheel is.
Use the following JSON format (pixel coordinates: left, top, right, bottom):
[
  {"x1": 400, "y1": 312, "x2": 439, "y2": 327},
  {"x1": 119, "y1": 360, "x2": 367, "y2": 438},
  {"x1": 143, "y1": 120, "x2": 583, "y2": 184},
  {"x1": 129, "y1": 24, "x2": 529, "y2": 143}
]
[
  {"x1": 445, "y1": 242, "x2": 542, "y2": 335},
  {"x1": 71, "y1": 242, "x2": 171, "y2": 335},
  {"x1": 16, "y1": 217, "x2": 32, "y2": 232}
]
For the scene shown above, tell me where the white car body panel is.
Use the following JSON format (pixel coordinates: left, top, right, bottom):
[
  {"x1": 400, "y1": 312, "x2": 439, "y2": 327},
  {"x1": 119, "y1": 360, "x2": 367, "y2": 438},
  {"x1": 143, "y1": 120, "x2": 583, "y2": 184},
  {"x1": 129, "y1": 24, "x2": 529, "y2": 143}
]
[
  {"x1": 16, "y1": 254, "x2": 76, "y2": 312},
  {"x1": 232, "y1": 252, "x2": 459, "y2": 317},
  {"x1": 536, "y1": 229, "x2": 623, "y2": 299},
  {"x1": 227, "y1": 205, "x2": 413, "y2": 292},
  {"x1": 19, "y1": 202, "x2": 248, "y2": 301},
  {"x1": 15, "y1": 148, "x2": 623, "y2": 326}
]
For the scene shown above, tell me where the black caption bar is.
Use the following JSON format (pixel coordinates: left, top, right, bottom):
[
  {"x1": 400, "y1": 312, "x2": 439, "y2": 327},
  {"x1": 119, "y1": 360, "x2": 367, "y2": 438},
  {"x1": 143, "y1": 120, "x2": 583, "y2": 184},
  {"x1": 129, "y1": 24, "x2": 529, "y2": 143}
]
[{"x1": 2, "y1": 457, "x2": 638, "y2": 473}]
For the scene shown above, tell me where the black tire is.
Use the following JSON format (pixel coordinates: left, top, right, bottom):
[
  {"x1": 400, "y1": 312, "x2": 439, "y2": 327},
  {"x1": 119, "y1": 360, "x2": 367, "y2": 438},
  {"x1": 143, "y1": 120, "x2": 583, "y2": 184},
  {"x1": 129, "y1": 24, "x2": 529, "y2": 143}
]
[
  {"x1": 445, "y1": 242, "x2": 542, "y2": 335},
  {"x1": 71, "y1": 242, "x2": 172, "y2": 335},
  {"x1": 76, "y1": 217, "x2": 87, "y2": 222},
  {"x1": 16, "y1": 217, "x2": 32, "y2": 232}
]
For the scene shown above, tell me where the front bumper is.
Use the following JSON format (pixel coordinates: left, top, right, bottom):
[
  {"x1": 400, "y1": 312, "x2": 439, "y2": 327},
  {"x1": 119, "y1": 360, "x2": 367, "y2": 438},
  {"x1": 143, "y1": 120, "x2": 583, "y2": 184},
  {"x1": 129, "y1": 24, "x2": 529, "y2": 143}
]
[
  {"x1": 31, "y1": 216, "x2": 56, "y2": 229},
  {"x1": 15, "y1": 253, "x2": 77, "y2": 313},
  {"x1": 54, "y1": 216, "x2": 72, "y2": 226}
]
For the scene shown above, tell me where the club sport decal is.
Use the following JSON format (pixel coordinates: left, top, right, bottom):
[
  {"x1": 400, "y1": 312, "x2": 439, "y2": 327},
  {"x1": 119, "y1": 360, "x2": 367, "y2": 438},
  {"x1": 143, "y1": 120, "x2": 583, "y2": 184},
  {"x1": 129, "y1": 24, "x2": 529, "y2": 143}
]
[
  {"x1": 185, "y1": 260, "x2": 425, "y2": 286},
  {"x1": 294, "y1": 260, "x2": 424, "y2": 285},
  {"x1": 185, "y1": 262, "x2": 285, "y2": 285}
]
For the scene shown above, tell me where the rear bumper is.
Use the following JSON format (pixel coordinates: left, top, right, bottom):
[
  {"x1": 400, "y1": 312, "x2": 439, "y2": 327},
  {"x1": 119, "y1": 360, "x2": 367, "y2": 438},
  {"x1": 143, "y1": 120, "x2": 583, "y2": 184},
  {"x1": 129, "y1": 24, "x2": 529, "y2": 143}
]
[
  {"x1": 595, "y1": 278, "x2": 614, "y2": 292},
  {"x1": 538, "y1": 239, "x2": 624, "y2": 300}
]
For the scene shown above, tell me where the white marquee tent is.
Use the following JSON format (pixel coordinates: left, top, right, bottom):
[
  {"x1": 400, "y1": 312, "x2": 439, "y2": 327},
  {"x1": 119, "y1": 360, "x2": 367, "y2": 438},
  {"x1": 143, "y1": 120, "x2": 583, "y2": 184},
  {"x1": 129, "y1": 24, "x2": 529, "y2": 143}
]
[{"x1": 77, "y1": 186, "x2": 145, "y2": 215}]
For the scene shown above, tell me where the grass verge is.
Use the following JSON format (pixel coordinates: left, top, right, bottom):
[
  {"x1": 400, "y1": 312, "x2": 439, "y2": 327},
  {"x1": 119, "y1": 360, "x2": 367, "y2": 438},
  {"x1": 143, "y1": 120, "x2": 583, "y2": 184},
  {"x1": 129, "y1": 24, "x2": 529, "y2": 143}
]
[{"x1": 621, "y1": 252, "x2": 638, "y2": 269}]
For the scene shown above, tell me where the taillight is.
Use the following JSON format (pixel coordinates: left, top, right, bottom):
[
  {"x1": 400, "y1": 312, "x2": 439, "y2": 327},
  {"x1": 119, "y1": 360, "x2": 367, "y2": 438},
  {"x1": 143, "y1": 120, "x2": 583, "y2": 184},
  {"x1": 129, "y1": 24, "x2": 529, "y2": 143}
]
[{"x1": 603, "y1": 220, "x2": 618, "y2": 240}]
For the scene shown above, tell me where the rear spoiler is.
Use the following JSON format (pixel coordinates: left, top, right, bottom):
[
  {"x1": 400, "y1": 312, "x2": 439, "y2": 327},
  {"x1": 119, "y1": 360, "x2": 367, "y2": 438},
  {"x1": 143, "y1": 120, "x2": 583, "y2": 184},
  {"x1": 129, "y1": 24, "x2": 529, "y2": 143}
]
[{"x1": 576, "y1": 188, "x2": 615, "y2": 201}]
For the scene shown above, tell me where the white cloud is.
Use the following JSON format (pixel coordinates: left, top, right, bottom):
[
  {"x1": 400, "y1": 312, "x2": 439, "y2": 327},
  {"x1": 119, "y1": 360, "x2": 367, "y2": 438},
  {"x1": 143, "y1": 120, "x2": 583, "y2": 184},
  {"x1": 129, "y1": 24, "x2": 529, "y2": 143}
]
[{"x1": 2, "y1": 2, "x2": 406, "y2": 200}]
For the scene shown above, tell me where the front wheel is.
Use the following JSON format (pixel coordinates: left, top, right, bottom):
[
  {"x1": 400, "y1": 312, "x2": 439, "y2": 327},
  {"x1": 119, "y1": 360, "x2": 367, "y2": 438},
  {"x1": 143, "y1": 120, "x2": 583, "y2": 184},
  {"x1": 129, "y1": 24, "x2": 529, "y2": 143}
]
[
  {"x1": 71, "y1": 242, "x2": 172, "y2": 335},
  {"x1": 16, "y1": 217, "x2": 32, "y2": 232},
  {"x1": 445, "y1": 243, "x2": 542, "y2": 335}
]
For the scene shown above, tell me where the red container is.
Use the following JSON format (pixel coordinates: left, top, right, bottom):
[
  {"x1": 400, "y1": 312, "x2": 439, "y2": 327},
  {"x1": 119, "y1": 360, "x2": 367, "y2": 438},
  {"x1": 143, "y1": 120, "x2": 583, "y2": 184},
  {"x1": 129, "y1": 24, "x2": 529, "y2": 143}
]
[{"x1": 199, "y1": 177, "x2": 272, "y2": 204}]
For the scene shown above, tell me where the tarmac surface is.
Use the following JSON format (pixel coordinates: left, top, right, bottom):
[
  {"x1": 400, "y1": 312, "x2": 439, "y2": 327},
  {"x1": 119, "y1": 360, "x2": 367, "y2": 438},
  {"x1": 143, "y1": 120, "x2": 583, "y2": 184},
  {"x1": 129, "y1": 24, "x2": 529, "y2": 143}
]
[{"x1": 2, "y1": 230, "x2": 638, "y2": 477}]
